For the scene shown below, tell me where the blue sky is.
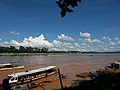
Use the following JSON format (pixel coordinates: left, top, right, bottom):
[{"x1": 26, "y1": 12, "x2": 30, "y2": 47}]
[{"x1": 0, "y1": 0, "x2": 120, "y2": 52}]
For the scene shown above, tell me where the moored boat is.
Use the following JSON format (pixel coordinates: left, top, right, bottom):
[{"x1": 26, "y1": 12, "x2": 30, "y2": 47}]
[
  {"x1": 0, "y1": 63, "x2": 24, "y2": 71},
  {"x1": 96, "y1": 61, "x2": 120, "y2": 74},
  {"x1": 7, "y1": 66, "x2": 58, "y2": 85}
]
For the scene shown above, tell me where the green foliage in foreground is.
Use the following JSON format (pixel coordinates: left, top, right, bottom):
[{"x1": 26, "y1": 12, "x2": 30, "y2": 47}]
[{"x1": 60, "y1": 72, "x2": 120, "y2": 90}]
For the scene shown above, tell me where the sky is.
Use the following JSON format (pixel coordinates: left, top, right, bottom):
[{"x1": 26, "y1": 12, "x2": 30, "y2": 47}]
[{"x1": 0, "y1": 0, "x2": 120, "y2": 52}]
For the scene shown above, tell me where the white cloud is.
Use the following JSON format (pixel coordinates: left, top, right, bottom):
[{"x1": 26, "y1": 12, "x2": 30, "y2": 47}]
[
  {"x1": 80, "y1": 32, "x2": 90, "y2": 38},
  {"x1": 63, "y1": 42, "x2": 74, "y2": 49},
  {"x1": 3, "y1": 34, "x2": 53, "y2": 48},
  {"x1": 82, "y1": 43, "x2": 87, "y2": 48},
  {"x1": 9, "y1": 31, "x2": 20, "y2": 35},
  {"x1": 101, "y1": 46, "x2": 109, "y2": 51},
  {"x1": 102, "y1": 36, "x2": 107, "y2": 40},
  {"x1": 80, "y1": 43, "x2": 91, "y2": 52},
  {"x1": 116, "y1": 40, "x2": 120, "y2": 46},
  {"x1": 51, "y1": 48, "x2": 60, "y2": 51},
  {"x1": 52, "y1": 40, "x2": 82, "y2": 51},
  {"x1": 109, "y1": 41, "x2": 115, "y2": 46},
  {"x1": 19, "y1": 34, "x2": 53, "y2": 48},
  {"x1": 0, "y1": 41, "x2": 10, "y2": 47},
  {"x1": 101, "y1": 36, "x2": 120, "y2": 47},
  {"x1": 10, "y1": 40, "x2": 20, "y2": 46},
  {"x1": 81, "y1": 36, "x2": 101, "y2": 44},
  {"x1": 114, "y1": 37, "x2": 119, "y2": 41},
  {"x1": 53, "y1": 40, "x2": 62, "y2": 47},
  {"x1": 102, "y1": 36, "x2": 111, "y2": 41},
  {"x1": 0, "y1": 38, "x2": 2, "y2": 41},
  {"x1": 80, "y1": 32, "x2": 92, "y2": 43},
  {"x1": 74, "y1": 43, "x2": 80, "y2": 48},
  {"x1": 83, "y1": 38, "x2": 92, "y2": 43},
  {"x1": 92, "y1": 39, "x2": 101, "y2": 44},
  {"x1": 58, "y1": 34, "x2": 74, "y2": 41},
  {"x1": 52, "y1": 40, "x2": 75, "y2": 51}
]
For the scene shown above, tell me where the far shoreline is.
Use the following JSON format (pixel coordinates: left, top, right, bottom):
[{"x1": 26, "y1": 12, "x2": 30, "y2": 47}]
[{"x1": 0, "y1": 52, "x2": 120, "y2": 56}]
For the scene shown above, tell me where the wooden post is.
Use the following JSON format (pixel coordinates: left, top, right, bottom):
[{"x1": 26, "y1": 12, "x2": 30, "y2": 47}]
[{"x1": 58, "y1": 68, "x2": 64, "y2": 89}]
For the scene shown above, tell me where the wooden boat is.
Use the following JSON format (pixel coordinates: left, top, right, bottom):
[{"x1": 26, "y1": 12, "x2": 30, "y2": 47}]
[
  {"x1": 0, "y1": 63, "x2": 24, "y2": 71},
  {"x1": 7, "y1": 66, "x2": 58, "y2": 85},
  {"x1": 76, "y1": 72, "x2": 92, "y2": 78},
  {"x1": 96, "y1": 61, "x2": 120, "y2": 74}
]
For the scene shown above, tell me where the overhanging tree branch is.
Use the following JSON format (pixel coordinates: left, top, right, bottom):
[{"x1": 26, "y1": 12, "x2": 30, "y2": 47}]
[{"x1": 56, "y1": 0, "x2": 81, "y2": 17}]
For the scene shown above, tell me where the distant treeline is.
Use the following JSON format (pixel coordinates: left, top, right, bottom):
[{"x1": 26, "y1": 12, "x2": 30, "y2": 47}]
[
  {"x1": 0, "y1": 46, "x2": 119, "y2": 54},
  {"x1": 0, "y1": 46, "x2": 81, "y2": 53},
  {"x1": 0, "y1": 46, "x2": 48, "y2": 53}
]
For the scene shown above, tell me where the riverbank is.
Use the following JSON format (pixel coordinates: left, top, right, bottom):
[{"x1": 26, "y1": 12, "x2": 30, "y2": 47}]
[
  {"x1": 61, "y1": 72, "x2": 120, "y2": 90},
  {"x1": 0, "y1": 53, "x2": 49, "y2": 56},
  {"x1": 0, "y1": 52, "x2": 120, "y2": 56}
]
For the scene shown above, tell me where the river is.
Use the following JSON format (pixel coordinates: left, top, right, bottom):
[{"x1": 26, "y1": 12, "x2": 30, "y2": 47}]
[{"x1": 0, "y1": 53, "x2": 120, "y2": 67}]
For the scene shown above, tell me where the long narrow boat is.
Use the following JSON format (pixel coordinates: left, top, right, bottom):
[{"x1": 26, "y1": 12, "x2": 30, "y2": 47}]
[
  {"x1": 7, "y1": 66, "x2": 58, "y2": 85},
  {"x1": 0, "y1": 63, "x2": 24, "y2": 71}
]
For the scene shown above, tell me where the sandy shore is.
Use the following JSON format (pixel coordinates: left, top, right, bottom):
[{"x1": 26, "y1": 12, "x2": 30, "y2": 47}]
[{"x1": 0, "y1": 59, "x2": 115, "y2": 90}]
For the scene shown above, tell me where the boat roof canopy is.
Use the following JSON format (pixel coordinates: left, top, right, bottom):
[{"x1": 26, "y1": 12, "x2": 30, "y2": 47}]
[
  {"x1": 114, "y1": 61, "x2": 120, "y2": 65},
  {"x1": 8, "y1": 66, "x2": 57, "y2": 77},
  {"x1": 0, "y1": 63, "x2": 11, "y2": 67}
]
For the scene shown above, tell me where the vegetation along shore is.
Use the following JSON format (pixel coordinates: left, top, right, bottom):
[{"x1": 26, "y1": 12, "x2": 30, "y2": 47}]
[{"x1": 0, "y1": 46, "x2": 120, "y2": 56}]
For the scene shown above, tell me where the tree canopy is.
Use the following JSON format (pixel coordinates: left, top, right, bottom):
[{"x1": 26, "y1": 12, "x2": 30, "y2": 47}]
[{"x1": 0, "y1": 46, "x2": 49, "y2": 53}]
